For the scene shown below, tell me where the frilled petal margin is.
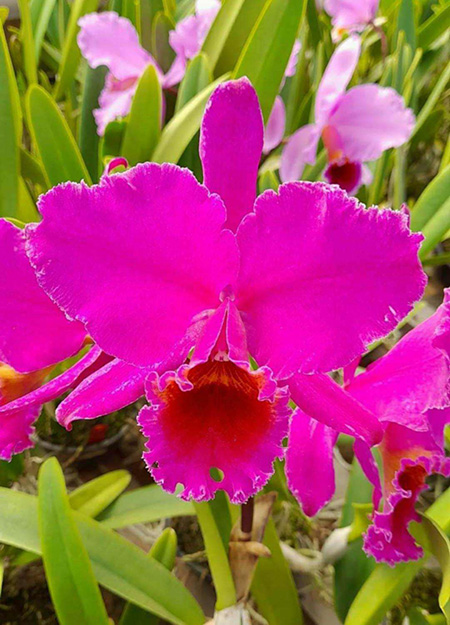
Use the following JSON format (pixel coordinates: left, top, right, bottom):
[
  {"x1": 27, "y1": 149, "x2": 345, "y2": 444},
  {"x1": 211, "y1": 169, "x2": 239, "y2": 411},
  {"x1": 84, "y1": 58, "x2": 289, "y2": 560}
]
[
  {"x1": 236, "y1": 182, "x2": 426, "y2": 378},
  {"x1": 0, "y1": 346, "x2": 102, "y2": 460}
]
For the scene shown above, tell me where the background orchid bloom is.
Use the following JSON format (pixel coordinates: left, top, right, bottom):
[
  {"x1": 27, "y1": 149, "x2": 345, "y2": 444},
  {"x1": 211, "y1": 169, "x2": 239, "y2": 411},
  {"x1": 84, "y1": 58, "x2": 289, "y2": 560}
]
[
  {"x1": 0, "y1": 219, "x2": 94, "y2": 459},
  {"x1": 286, "y1": 291, "x2": 450, "y2": 531},
  {"x1": 324, "y1": 0, "x2": 380, "y2": 33},
  {"x1": 344, "y1": 291, "x2": 450, "y2": 565},
  {"x1": 25, "y1": 79, "x2": 425, "y2": 504},
  {"x1": 78, "y1": 11, "x2": 164, "y2": 135},
  {"x1": 164, "y1": 0, "x2": 221, "y2": 87},
  {"x1": 280, "y1": 35, "x2": 415, "y2": 193}
]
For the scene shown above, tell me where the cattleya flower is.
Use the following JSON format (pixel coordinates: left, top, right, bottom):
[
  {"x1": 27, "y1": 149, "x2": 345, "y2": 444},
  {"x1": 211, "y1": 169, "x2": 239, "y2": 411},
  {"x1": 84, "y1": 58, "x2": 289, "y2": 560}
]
[
  {"x1": 0, "y1": 219, "x2": 106, "y2": 458},
  {"x1": 21, "y1": 78, "x2": 426, "y2": 503},
  {"x1": 280, "y1": 36, "x2": 414, "y2": 193},
  {"x1": 289, "y1": 292, "x2": 450, "y2": 564},
  {"x1": 78, "y1": 2, "x2": 220, "y2": 134},
  {"x1": 324, "y1": 0, "x2": 380, "y2": 34}
]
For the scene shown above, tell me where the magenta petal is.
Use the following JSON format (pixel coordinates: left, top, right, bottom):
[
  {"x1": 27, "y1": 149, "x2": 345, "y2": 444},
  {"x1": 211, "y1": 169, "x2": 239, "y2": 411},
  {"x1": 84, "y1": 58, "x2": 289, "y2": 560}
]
[
  {"x1": 78, "y1": 12, "x2": 157, "y2": 81},
  {"x1": 236, "y1": 182, "x2": 426, "y2": 377},
  {"x1": 324, "y1": 0, "x2": 379, "y2": 30},
  {"x1": 0, "y1": 346, "x2": 102, "y2": 460},
  {"x1": 263, "y1": 96, "x2": 286, "y2": 154},
  {"x1": 286, "y1": 411, "x2": 338, "y2": 516},
  {"x1": 139, "y1": 361, "x2": 291, "y2": 503},
  {"x1": 0, "y1": 220, "x2": 85, "y2": 374},
  {"x1": 200, "y1": 78, "x2": 264, "y2": 232},
  {"x1": 329, "y1": 84, "x2": 415, "y2": 162},
  {"x1": 280, "y1": 124, "x2": 320, "y2": 182},
  {"x1": 27, "y1": 163, "x2": 239, "y2": 368},
  {"x1": 347, "y1": 296, "x2": 450, "y2": 432},
  {"x1": 287, "y1": 372, "x2": 382, "y2": 445},
  {"x1": 315, "y1": 35, "x2": 361, "y2": 126},
  {"x1": 56, "y1": 359, "x2": 149, "y2": 428}
]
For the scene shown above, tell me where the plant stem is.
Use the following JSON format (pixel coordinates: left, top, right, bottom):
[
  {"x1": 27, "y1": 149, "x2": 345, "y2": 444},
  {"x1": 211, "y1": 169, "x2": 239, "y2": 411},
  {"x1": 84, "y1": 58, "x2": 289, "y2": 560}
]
[{"x1": 241, "y1": 497, "x2": 254, "y2": 536}]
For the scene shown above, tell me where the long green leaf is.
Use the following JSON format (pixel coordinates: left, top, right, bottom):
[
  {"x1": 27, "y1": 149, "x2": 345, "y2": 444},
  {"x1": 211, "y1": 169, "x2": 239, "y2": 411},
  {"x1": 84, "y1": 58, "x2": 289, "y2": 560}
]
[
  {"x1": 176, "y1": 53, "x2": 212, "y2": 112},
  {"x1": 233, "y1": 0, "x2": 305, "y2": 122},
  {"x1": 410, "y1": 164, "x2": 450, "y2": 232},
  {"x1": 31, "y1": 0, "x2": 57, "y2": 58},
  {"x1": 38, "y1": 458, "x2": 110, "y2": 625},
  {"x1": 69, "y1": 470, "x2": 131, "y2": 518},
  {"x1": 27, "y1": 85, "x2": 91, "y2": 185},
  {"x1": 201, "y1": 0, "x2": 266, "y2": 76},
  {"x1": 121, "y1": 64, "x2": 161, "y2": 166},
  {"x1": 412, "y1": 61, "x2": 450, "y2": 140},
  {"x1": 98, "y1": 484, "x2": 195, "y2": 528},
  {"x1": 152, "y1": 74, "x2": 229, "y2": 163},
  {"x1": 395, "y1": 0, "x2": 416, "y2": 51},
  {"x1": 251, "y1": 518, "x2": 303, "y2": 624},
  {"x1": 79, "y1": 65, "x2": 107, "y2": 181},
  {"x1": 119, "y1": 528, "x2": 177, "y2": 625},
  {"x1": 0, "y1": 487, "x2": 205, "y2": 625},
  {"x1": 420, "y1": 197, "x2": 450, "y2": 259},
  {"x1": 194, "y1": 501, "x2": 236, "y2": 610},
  {"x1": 18, "y1": 0, "x2": 38, "y2": 84},
  {"x1": 0, "y1": 21, "x2": 21, "y2": 217},
  {"x1": 344, "y1": 560, "x2": 423, "y2": 625},
  {"x1": 417, "y1": 4, "x2": 450, "y2": 50},
  {"x1": 54, "y1": 0, "x2": 98, "y2": 99}
]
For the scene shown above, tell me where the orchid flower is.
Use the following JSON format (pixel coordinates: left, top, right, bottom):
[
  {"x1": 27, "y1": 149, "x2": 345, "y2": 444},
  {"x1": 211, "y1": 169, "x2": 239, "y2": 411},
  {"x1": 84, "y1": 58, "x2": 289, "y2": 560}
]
[
  {"x1": 164, "y1": 0, "x2": 221, "y2": 87},
  {"x1": 345, "y1": 292, "x2": 450, "y2": 565},
  {"x1": 78, "y1": 2, "x2": 219, "y2": 135},
  {"x1": 287, "y1": 291, "x2": 450, "y2": 564},
  {"x1": 22, "y1": 79, "x2": 426, "y2": 503},
  {"x1": 0, "y1": 219, "x2": 103, "y2": 458},
  {"x1": 324, "y1": 0, "x2": 380, "y2": 34},
  {"x1": 280, "y1": 36, "x2": 415, "y2": 194}
]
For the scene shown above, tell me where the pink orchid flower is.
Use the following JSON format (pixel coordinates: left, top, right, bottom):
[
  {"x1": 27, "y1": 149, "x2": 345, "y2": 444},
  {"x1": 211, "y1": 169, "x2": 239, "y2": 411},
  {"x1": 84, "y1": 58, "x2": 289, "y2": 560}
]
[
  {"x1": 345, "y1": 291, "x2": 450, "y2": 565},
  {"x1": 164, "y1": 0, "x2": 221, "y2": 87},
  {"x1": 78, "y1": 3, "x2": 220, "y2": 135},
  {"x1": 0, "y1": 219, "x2": 105, "y2": 459},
  {"x1": 280, "y1": 36, "x2": 415, "y2": 194},
  {"x1": 11, "y1": 79, "x2": 425, "y2": 504},
  {"x1": 324, "y1": 0, "x2": 380, "y2": 33},
  {"x1": 287, "y1": 290, "x2": 450, "y2": 563}
]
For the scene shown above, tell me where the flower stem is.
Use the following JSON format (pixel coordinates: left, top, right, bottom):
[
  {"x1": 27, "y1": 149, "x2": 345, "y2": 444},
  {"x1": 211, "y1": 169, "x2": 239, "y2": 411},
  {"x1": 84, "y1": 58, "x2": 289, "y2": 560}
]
[{"x1": 241, "y1": 497, "x2": 254, "y2": 536}]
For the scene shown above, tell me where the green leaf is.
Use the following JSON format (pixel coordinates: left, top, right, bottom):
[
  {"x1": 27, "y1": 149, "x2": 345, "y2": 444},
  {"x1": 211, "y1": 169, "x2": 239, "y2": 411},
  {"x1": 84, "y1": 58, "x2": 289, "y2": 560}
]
[
  {"x1": 193, "y1": 501, "x2": 236, "y2": 610},
  {"x1": 152, "y1": 11, "x2": 175, "y2": 73},
  {"x1": 0, "y1": 487, "x2": 205, "y2": 625},
  {"x1": 0, "y1": 20, "x2": 21, "y2": 217},
  {"x1": 251, "y1": 518, "x2": 303, "y2": 625},
  {"x1": 54, "y1": 0, "x2": 98, "y2": 100},
  {"x1": 419, "y1": 197, "x2": 450, "y2": 259},
  {"x1": 410, "y1": 165, "x2": 450, "y2": 232},
  {"x1": 334, "y1": 459, "x2": 377, "y2": 623},
  {"x1": 18, "y1": 0, "x2": 38, "y2": 84},
  {"x1": 258, "y1": 170, "x2": 280, "y2": 193},
  {"x1": 201, "y1": 0, "x2": 266, "y2": 76},
  {"x1": 79, "y1": 65, "x2": 107, "y2": 181},
  {"x1": 26, "y1": 84, "x2": 91, "y2": 186},
  {"x1": 20, "y1": 147, "x2": 48, "y2": 190},
  {"x1": 417, "y1": 4, "x2": 450, "y2": 51},
  {"x1": 233, "y1": 0, "x2": 305, "y2": 122},
  {"x1": 344, "y1": 560, "x2": 423, "y2": 625},
  {"x1": 98, "y1": 484, "x2": 195, "y2": 528},
  {"x1": 119, "y1": 528, "x2": 177, "y2": 625},
  {"x1": 69, "y1": 470, "x2": 131, "y2": 518},
  {"x1": 176, "y1": 53, "x2": 212, "y2": 112},
  {"x1": 121, "y1": 64, "x2": 162, "y2": 166},
  {"x1": 31, "y1": 0, "x2": 57, "y2": 58},
  {"x1": 412, "y1": 515, "x2": 450, "y2": 622},
  {"x1": 395, "y1": 0, "x2": 416, "y2": 51},
  {"x1": 412, "y1": 61, "x2": 450, "y2": 140},
  {"x1": 38, "y1": 458, "x2": 110, "y2": 625},
  {"x1": 426, "y1": 486, "x2": 450, "y2": 534},
  {"x1": 101, "y1": 120, "x2": 127, "y2": 161},
  {"x1": 348, "y1": 503, "x2": 373, "y2": 542},
  {"x1": 152, "y1": 74, "x2": 229, "y2": 164},
  {"x1": 18, "y1": 177, "x2": 39, "y2": 222}
]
